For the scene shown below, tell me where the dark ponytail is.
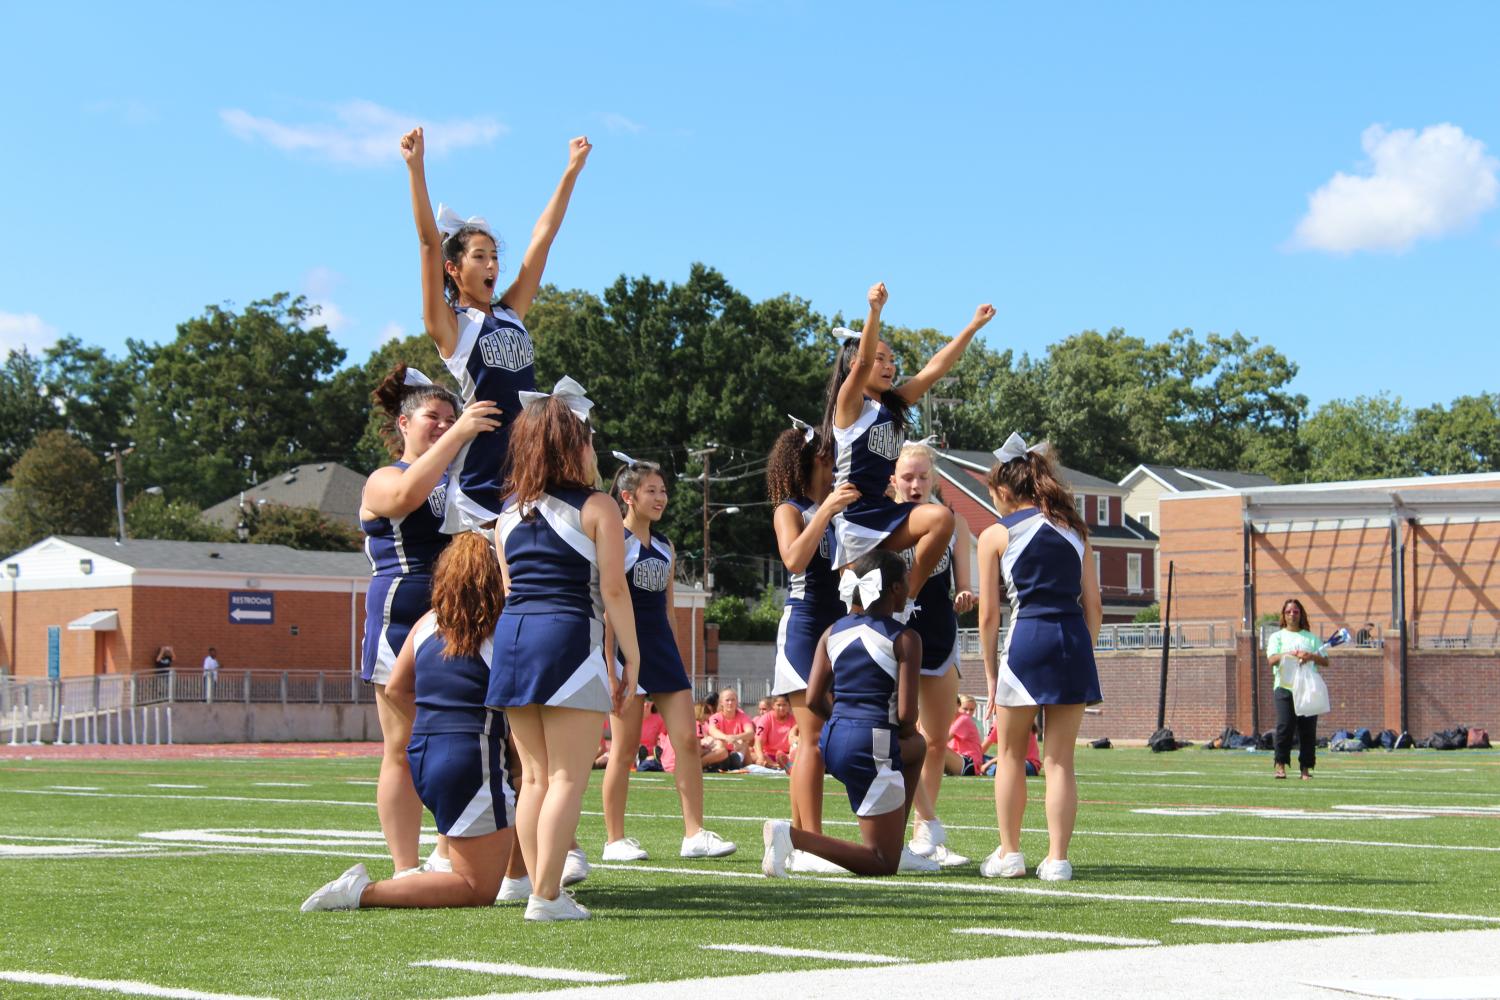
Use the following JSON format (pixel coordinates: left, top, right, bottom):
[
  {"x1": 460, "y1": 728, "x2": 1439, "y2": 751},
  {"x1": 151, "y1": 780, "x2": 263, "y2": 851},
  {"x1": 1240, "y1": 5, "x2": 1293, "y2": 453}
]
[
  {"x1": 819, "y1": 339, "x2": 909, "y2": 455},
  {"x1": 987, "y1": 444, "x2": 1088, "y2": 539},
  {"x1": 609, "y1": 456, "x2": 665, "y2": 514},
  {"x1": 371, "y1": 364, "x2": 463, "y2": 459},
  {"x1": 765, "y1": 428, "x2": 821, "y2": 505}
]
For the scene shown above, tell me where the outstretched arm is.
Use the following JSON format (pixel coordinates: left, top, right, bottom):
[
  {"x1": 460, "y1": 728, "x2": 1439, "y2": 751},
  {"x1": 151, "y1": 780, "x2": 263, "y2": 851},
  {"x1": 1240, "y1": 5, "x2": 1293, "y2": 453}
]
[
  {"x1": 895, "y1": 303, "x2": 995, "y2": 403},
  {"x1": 500, "y1": 136, "x2": 592, "y2": 324},
  {"x1": 833, "y1": 282, "x2": 888, "y2": 429},
  {"x1": 401, "y1": 128, "x2": 459, "y2": 356}
]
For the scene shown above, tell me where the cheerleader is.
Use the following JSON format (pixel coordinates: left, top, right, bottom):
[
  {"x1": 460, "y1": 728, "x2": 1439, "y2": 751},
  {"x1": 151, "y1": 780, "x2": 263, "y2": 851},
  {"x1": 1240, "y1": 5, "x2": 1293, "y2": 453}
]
[
  {"x1": 766, "y1": 420, "x2": 858, "y2": 839},
  {"x1": 486, "y1": 377, "x2": 639, "y2": 921},
  {"x1": 760, "y1": 551, "x2": 930, "y2": 877},
  {"x1": 976, "y1": 434, "x2": 1102, "y2": 882},
  {"x1": 301, "y1": 533, "x2": 515, "y2": 911},
  {"x1": 400, "y1": 126, "x2": 591, "y2": 530},
  {"x1": 821, "y1": 283, "x2": 994, "y2": 604},
  {"x1": 600, "y1": 454, "x2": 736, "y2": 863},
  {"x1": 888, "y1": 441, "x2": 975, "y2": 867},
  {"x1": 361, "y1": 364, "x2": 499, "y2": 875}
]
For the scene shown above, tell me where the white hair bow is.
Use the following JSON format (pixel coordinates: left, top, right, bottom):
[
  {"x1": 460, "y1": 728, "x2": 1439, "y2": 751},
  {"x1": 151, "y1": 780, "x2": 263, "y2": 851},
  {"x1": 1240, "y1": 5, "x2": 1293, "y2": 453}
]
[
  {"x1": 994, "y1": 432, "x2": 1046, "y2": 465},
  {"x1": 403, "y1": 367, "x2": 433, "y2": 388},
  {"x1": 788, "y1": 414, "x2": 815, "y2": 444},
  {"x1": 854, "y1": 567, "x2": 885, "y2": 609},
  {"x1": 611, "y1": 450, "x2": 640, "y2": 466},
  {"x1": 434, "y1": 203, "x2": 493, "y2": 242},
  {"x1": 910, "y1": 434, "x2": 939, "y2": 449},
  {"x1": 831, "y1": 326, "x2": 860, "y2": 343},
  {"x1": 518, "y1": 375, "x2": 594, "y2": 423}
]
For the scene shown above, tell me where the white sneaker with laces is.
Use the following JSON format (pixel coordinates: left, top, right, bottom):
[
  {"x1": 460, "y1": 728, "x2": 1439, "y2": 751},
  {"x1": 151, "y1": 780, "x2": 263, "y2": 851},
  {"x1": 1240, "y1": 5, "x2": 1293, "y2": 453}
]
[
  {"x1": 561, "y1": 848, "x2": 589, "y2": 886},
  {"x1": 524, "y1": 890, "x2": 591, "y2": 921},
  {"x1": 1037, "y1": 857, "x2": 1073, "y2": 881},
  {"x1": 422, "y1": 853, "x2": 453, "y2": 874},
  {"x1": 496, "y1": 874, "x2": 531, "y2": 903},
  {"x1": 908, "y1": 817, "x2": 946, "y2": 857},
  {"x1": 602, "y1": 837, "x2": 649, "y2": 862},
  {"x1": 681, "y1": 830, "x2": 737, "y2": 858},
  {"x1": 789, "y1": 850, "x2": 849, "y2": 874},
  {"x1": 897, "y1": 847, "x2": 941, "y2": 872},
  {"x1": 979, "y1": 848, "x2": 1027, "y2": 878},
  {"x1": 761, "y1": 820, "x2": 793, "y2": 877},
  {"x1": 929, "y1": 843, "x2": 970, "y2": 867},
  {"x1": 300, "y1": 863, "x2": 371, "y2": 912}
]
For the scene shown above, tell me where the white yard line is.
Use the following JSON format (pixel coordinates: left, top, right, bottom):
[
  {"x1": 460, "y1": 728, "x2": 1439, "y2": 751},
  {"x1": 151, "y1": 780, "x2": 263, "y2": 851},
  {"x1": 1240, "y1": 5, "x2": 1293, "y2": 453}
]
[
  {"x1": 1079, "y1": 778, "x2": 1500, "y2": 799},
  {"x1": 5, "y1": 789, "x2": 373, "y2": 808},
  {"x1": 47, "y1": 785, "x2": 102, "y2": 791},
  {"x1": 251, "y1": 782, "x2": 310, "y2": 787},
  {"x1": 700, "y1": 944, "x2": 906, "y2": 963},
  {"x1": 1172, "y1": 917, "x2": 1372, "y2": 934},
  {"x1": 412, "y1": 960, "x2": 624, "y2": 983},
  {"x1": 148, "y1": 784, "x2": 204, "y2": 789},
  {"x1": 0, "y1": 970, "x2": 276, "y2": 1000},
  {"x1": 343, "y1": 780, "x2": 378, "y2": 785},
  {"x1": 954, "y1": 927, "x2": 1160, "y2": 947}
]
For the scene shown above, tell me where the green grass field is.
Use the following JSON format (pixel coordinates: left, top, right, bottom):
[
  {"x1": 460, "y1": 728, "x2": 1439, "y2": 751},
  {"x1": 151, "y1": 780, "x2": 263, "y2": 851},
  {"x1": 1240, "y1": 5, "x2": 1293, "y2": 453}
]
[{"x1": 1, "y1": 746, "x2": 1497, "y2": 999}]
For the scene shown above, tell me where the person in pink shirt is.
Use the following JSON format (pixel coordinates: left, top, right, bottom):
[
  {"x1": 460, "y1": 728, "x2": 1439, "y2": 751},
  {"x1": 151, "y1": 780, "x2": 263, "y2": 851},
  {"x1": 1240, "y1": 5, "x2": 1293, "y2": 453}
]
[
  {"x1": 981, "y1": 719, "x2": 1041, "y2": 777},
  {"x1": 753, "y1": 695, "x2": 798, "y2": 769},
  {"x1": 945, "y1": 696, "x2": 984, "y2": 775},
  {"x1": 660, "y1": 698, "x2": 729, "y2": 773},
  {"x1": 706, "y1": 689, "x2": 755, "y2": 770},
  {"x1": 637, "y1": 699, "x2": 666, "y2": 768}
]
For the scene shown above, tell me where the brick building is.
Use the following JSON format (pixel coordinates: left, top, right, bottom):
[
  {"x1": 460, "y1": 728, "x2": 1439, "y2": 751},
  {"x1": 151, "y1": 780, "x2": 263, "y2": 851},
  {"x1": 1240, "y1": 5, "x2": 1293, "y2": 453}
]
[{"x1": 0, "y1": 536, "x2": 713, "y2": 682}]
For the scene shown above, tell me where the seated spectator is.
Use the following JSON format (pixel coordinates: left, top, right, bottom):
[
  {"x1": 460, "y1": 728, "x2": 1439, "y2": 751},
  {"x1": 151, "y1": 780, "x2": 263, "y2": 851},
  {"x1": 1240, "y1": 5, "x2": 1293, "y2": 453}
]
[
  {"x1": 945, "y1": 696, "x2": 984, "y2": 775},
  {"x1": 593, "y1": 719, "x2": 611, "y2": 770},
  {"x1": 757, "y1": 697, "x2": 772, "y2": 716},
  {"x1": 753, "y1": 695, "x2": 798, "y2": 770},
  {"x1": 706, "y1": 688, "x2": 755, "y2": 770},
  {"x1": 661, "y1": 698, "x2": 729, "y2": 773},
  {"x1": 982, "y1": 720, "x2": 1041, "y2": 777},
  {"x1": 638, "y1": 698, "x2": 666, "y2": 767}
]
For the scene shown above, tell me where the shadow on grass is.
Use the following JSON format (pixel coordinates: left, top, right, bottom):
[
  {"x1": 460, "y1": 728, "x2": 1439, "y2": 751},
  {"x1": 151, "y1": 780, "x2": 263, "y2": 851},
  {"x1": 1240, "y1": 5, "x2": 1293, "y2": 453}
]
[
  {"x1": 574, "y1": 879, "x2": 1053, "y2": 920},
  {"x1": 1081, "y1": 863, "x2": 1418, "y2": 888}
]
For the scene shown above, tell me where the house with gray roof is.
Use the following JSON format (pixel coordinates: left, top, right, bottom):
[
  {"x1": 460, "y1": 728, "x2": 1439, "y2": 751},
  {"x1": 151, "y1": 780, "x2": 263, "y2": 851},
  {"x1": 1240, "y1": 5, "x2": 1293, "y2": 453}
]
[{"x1": 201, "y1": 463, "x2": 368, "y2": 531}]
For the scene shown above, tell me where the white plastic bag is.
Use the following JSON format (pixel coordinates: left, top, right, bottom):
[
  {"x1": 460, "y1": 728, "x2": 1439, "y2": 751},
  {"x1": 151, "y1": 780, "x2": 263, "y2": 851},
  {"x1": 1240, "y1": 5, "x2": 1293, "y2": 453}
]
[{"x1": 1292, "y1": 661, "x2": 1331, "y2": 717}]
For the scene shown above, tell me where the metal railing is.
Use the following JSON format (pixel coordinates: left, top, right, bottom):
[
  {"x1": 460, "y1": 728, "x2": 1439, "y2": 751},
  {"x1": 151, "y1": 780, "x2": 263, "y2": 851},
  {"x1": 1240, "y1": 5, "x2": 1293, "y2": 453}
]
[
  {"x1": 959, "y1": 621, "x2": 1235, "y2": 658},
  {"x1": 1415, "y1": 619, "x2": 1500, "y2": 650},
  {"x1": 1, "y1": 668, "x2": 372, "y2": 746}
]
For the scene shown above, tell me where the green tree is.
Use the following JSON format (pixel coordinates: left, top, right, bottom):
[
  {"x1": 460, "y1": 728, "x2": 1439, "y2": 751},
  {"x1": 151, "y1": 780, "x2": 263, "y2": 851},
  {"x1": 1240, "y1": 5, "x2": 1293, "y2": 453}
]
[
  {"x1": 0, "y1": 349, "x2": 60, "y2": 480},
  {"x1": 130, "y1": 294, "x2": 359, "y2": 507},
  {"x1": 1300, "y1": 393, "x2": 1414, "y2": 482},
  {"x1": 1407, "y1": 393, "x2": 1500, "y2": 475},
  {"x1": 0, "y1": 430, "x2": 114, "y2": 552},
  {"x1": 41, "y1": 336, "x2": 138, "y2": 459},
  {"x1": 240, "y1": 502, "x2": 361, "y2": 552},
  {"x1": 125, "y1": 493, "x2": 231, "y2": 542}
]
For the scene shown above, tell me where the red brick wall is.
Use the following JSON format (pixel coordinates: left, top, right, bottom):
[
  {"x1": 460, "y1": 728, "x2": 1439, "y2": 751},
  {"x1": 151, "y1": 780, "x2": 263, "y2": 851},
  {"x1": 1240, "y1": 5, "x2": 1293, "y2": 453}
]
[{"x1": 4, "y1": 587, "x2": 135, "y2": 679}]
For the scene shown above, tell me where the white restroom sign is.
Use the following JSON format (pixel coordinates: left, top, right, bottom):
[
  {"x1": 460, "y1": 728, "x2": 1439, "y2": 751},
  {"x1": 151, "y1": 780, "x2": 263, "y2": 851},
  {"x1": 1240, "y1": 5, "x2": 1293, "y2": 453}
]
[{"x1": 228, "y1": 591, "x2": 275, "y2": 624}]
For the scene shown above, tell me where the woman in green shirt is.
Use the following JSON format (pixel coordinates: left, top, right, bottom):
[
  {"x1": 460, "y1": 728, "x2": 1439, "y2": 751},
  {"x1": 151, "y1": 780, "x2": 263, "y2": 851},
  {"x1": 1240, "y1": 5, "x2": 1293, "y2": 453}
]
[{"x1": 1264, "y1": 598, "x2": 1328, "y2": 780}]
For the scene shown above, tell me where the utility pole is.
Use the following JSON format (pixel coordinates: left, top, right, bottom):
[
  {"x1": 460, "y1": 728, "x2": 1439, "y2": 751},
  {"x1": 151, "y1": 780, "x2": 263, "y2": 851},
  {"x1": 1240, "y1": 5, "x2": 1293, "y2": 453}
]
[
  {"x1": 107, "y1": 444, "x2": 134, "y2": 545},
  {"x1": 691, "y1": 444, "x2": 719, "y2": 591}
]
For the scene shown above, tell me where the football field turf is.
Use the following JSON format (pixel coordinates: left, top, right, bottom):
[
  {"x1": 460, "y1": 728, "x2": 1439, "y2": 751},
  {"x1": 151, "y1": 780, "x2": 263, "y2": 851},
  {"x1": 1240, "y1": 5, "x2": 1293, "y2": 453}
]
[{"x1": 1, "y1": 746, "x2": 1497, "y2": 999}]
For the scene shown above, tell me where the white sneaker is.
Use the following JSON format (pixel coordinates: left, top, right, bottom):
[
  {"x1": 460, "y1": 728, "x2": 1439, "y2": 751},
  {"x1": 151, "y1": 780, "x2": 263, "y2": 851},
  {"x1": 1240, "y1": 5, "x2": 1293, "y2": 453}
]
[
  {"x1": 602, "y1": 838, "x2": 649, "y2": 862},
  {"x1": 789, "y1": 850, "x2": 849, "y2": 874},
  {"x1": 524, "y1": 890, "x2": 591, "y2": 921},
  {"x1": 929, "y1": 843, "x2": 970, "y2": 867},
  {"x1": 496, "y1": 874, "x2": 531, "y2": 903},
  {"x1": 979, "y1": 848, "x2": 1027, "y2": 878},
  {"x1": 681, "y1": 830, "x2": 737, "y2": 858},
  {"x1": 1037, "y1": 857, "x2": 1073, "y2": 881},
  {"x1": 897, "y1": 847, "x2": 941, "y2": 872},
  {"x1": 561, "y1": 848, "x2": 589, "y2": 886},
  {"x1": 908, "y1": 817, "x2": 946, "y2": 857},
  {"x1": 391, "y1": 866, "x2": 422, "y2": 880},
  {"x1": 422, "y1": 853, "x2": 452, "y2": 874},
  {"x1": 300, "y1": 863, "x2": 371, "y2": 912},
  {"x1": 762, "y1": 819, "x2": 792, "y2": 877}
]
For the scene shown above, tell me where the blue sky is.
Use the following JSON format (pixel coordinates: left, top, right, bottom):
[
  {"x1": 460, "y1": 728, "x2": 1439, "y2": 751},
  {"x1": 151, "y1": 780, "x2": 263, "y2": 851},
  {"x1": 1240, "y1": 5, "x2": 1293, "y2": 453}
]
[{"x1": 2, "y1": 1, "x2": 1497, "y2": 411}]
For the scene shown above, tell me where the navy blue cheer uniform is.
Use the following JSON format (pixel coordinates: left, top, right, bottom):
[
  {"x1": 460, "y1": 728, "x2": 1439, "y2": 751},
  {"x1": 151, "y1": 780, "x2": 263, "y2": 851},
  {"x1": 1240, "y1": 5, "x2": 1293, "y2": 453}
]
[
  {"x1": 903, "y1": 529, "x2": 958, "y2": 677},
  {"x1": 618, "y1": 530, "x2": 690, "y2": 695},
  {"x1": 359, "y1": 464, "x2": 450, "y2": 684},
  {"x1": 831, "y1": 398, "x2": 913, "y2": 567},
  {"x1": 405, "y1": 616, "x2": 514, "y2": 837},
  {"x1": 487, "y1": 488, "x2": 611, "y2": 712},
  {"x1": 993, "y1": 507, "x2": 1101, "y2": 707},
  {"x1": 772, "y1": 497, "x2": 844, "y2": 696},
  {"x1": 440, "y1": 303, "x2": 535, "y2": 531},
  {"x1": 819, "y1": 612, "x2": 913, "y2": 817}
]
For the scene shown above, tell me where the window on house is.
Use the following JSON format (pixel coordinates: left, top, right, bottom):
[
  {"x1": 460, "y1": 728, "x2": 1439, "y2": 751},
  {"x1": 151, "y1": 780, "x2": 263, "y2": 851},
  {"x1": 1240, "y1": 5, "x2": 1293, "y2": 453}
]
[
  {"x1": 1074, "y1": 493, "x2": 1085, "y2": 519},
  {"x1": 1096, "y1": 496, "x2": 1109, "y2": 525},
  {"x1": 1093, "y1": 550, "x2": 1101, "y2": 583},
  {"x1": 1137, "y1": 512, "x2": 1152, "y2": 532},
  {"x1": 1128, "y1": 553, "x2": 1142, "y2": 593}
]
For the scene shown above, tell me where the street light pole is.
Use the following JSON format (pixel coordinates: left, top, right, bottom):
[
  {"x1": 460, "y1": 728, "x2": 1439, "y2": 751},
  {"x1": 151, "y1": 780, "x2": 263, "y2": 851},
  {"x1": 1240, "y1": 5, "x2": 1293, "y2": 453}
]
[
  {"x1": 107, "y1": 443, "x2": 135, "y2": 545},
  {"x1": 691, "y1": 444, "x2": 719, "y2": 591}
]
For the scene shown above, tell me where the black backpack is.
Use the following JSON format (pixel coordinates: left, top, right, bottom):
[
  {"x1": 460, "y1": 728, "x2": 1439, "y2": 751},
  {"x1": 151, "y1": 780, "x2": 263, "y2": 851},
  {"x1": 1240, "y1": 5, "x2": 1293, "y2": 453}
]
[
  {"x1": 1089, "y1": 737, "x2": 1112, "y2": 749},
  {"x1": 1147, "y1": 728, "x2": 1178, "y2": 752},
  {"x1": 1377, "y1": 729, "x2": 1398, "y2": 750},
  {"x1": 1393, "y1": 731, "x2": 1413, "y2": 749},
  {"x1": 1430, "y1": 728, "x2": 1465, "y2": 750}
]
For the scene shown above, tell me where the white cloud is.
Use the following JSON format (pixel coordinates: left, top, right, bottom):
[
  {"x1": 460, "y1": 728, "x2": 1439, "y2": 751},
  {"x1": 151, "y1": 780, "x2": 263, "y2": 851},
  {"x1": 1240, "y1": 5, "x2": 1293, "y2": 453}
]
[
  {"x1": 85, "y1": 98, "x2": 157, "y2": 126},
  {"x1": 1291, "y1": 123, "x2": 1499, "y2": 253},
  {"x1": 304, "y1": 301, "x2": 351, "y2": 334},
  {"x1": 220, "y1": 100, "x2": 505, "y2": 167},
  {"x1": 0, "y1": 312, "x2": 59, "y2": 354},
  {"x1": 377, "y1": 322, "x2": 406, "y2": 343},
  {"x1": 598, "y1": 112, "x2": 644, "y2": 135},
  {"x1": 304, "y1": 265, "x2": 341, "y2": 299},
  {"x1": 297, "y1": 268, "x2": 352, "y2": 334}
]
